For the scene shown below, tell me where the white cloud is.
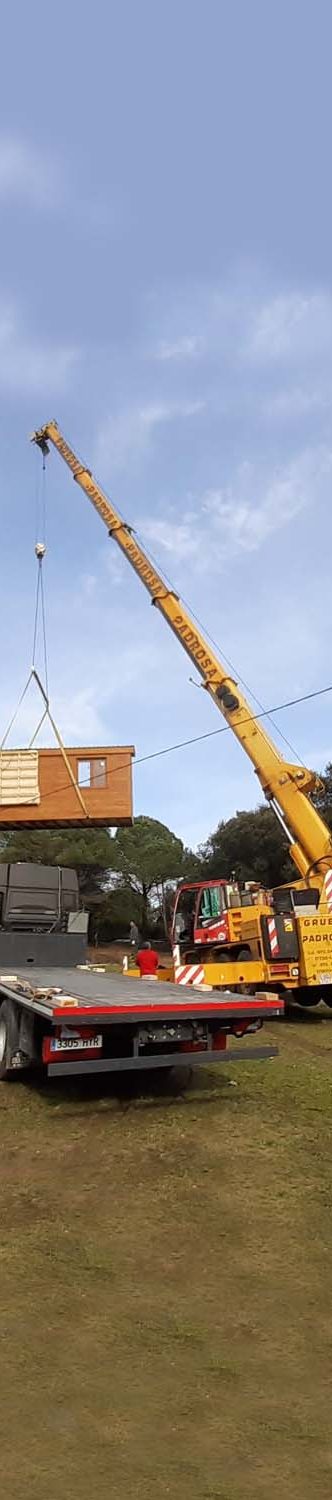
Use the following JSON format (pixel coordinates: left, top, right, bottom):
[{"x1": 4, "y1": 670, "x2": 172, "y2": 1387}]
[
  {"x1": 50, "y1": 688, "x2": 109, "y2": 745},
  {"x1": 140, "y1": 512, "x2": 200, "y2": 562},
  {"x1": 202, "y1": 447, "x2": 332, "y2": 553},
  {"x1": 0, "y1": 302, "x2": 79, "y2": 396},
  {"x1": 154, "y1": 335, "x2": 203, "y2": 361},
  {"x1": 80, "y1": 574, "x2": 98, "y2": 600},
  {"x1": 147, "y1": 278, "x2": 332, "y2": 380},
  {"x1": 0, "y1": 136, "x2": 63, "y2": 211},
  {"x1": 0, "y1": 134, "x2": 119, "y2": 234},
  {"x1": 0, "y1": 623, "x2": 169, "y2": 750},
  {"x1": 202, "y1": 463, "x2": 301, "y2": 552},
  {"x1": 104, "y1": 551, "x2": 125, "y2": 587},
  {"x1": 97, "y1": 398, "x2": 204, "y2": 473},
  {"x1": 141, "y1": 447, "x2": 332, "y2": 567},
  {"x1": 247, "y1": 292, "x2": 332, "y2": 364},
  {"x1": 262, "y1": 385, "x2": 332, "y2": 423}
]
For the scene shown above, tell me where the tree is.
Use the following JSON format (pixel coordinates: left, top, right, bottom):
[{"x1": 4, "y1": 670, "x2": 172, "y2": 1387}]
[
  {"x1": 110, "y1": 816, "x2": 187, "y2": 934},
  {"x1": 0, "y1": 827, "x2": 113, "y2": 899},
  {"x1": 90, "y1": 884, "x2": 143, "y2": 944},
  {"x1": 313, "y1": 763, "x2": 332, "y2": 832},
  {"x1": 200, "y1": 806, "x2": 293, "y2": 888}
]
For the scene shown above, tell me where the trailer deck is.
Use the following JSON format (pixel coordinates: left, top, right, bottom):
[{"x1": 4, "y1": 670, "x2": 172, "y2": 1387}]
[{"x1": 0, "y1": 968, "x2": 283, "y2": 1078}]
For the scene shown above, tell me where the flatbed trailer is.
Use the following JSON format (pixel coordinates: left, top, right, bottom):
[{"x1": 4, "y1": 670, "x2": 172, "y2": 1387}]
[{"x1": 0, "y1": 968, "x2": 283, "y2": 1081}]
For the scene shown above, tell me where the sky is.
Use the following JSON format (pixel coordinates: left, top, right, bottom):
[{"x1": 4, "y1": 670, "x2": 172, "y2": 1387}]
[{"x1": 0, "y1": 0, "x2": 332, "y2": 849}]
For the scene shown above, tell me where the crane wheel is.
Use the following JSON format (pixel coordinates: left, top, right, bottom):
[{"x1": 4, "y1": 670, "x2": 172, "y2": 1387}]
[{"x1": 297, "y1": 993, "x2": 320, "y2": 1008}]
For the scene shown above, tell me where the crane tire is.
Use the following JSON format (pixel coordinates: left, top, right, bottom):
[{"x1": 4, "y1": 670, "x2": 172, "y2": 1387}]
[{"x1": 297, "y1": 994, "x2": 320, "y2": 1008}]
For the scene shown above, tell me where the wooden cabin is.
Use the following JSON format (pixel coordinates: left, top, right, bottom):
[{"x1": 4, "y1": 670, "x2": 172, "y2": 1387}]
[{"x1": 0, "y1": 746, "x2": 135, "y2": 828}]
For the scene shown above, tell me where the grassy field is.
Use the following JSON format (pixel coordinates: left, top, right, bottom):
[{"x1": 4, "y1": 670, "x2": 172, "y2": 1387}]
[{"x1": 1, "y1": 1012, "x2": 332, "y2": 1499}]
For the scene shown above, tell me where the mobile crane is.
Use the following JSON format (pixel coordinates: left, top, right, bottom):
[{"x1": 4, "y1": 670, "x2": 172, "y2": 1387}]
[{"x1": 32, "y1": 420, "x2": 332, "y2": 1007}]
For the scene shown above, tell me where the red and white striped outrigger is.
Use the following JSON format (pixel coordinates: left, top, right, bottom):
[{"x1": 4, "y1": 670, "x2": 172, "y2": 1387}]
[
  {"x1": 172, "y1": 945, "x2": 208, "y2": 988},
  {"x1": 267, "y1": 915, "x2": 280, "y2": 956},
  {"x1": 323, "y1": 870, "x2": 332, "y2": 911}
]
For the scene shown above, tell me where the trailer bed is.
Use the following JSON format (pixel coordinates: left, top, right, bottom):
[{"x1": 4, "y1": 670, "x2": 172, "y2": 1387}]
[{"x1": 0, "y1": 968, "x2": 283, "y2": 1078}]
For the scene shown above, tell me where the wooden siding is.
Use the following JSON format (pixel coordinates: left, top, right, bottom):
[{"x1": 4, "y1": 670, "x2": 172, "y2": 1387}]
[{"x1": 0, "y1": 751, "x2": 40, "y2": 806}]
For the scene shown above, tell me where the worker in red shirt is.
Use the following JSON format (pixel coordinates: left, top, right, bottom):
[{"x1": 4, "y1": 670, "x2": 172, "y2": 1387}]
[{"x1": 136, "y1": 941, "x2": 159, "y2": 979}]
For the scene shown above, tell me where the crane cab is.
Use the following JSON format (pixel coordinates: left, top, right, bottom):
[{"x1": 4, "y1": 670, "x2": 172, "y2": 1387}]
[
  {"x1": 171, "y1": 877, "x2": 299, "y2": 983},
  {"x1": 172, "y1": 878, "x2": 245, "y2": 952}
]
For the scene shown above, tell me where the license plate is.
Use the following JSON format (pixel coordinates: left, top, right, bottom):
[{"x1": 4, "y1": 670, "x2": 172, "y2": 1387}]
[
  {"x1": 50, "y1": 1034, "x2": 102, "y2": 1053},
  {"x1": 319, "y1": 973, "x2": 332, "y2": 985}
]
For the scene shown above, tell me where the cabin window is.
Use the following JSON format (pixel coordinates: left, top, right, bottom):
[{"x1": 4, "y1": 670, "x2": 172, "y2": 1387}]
[
  {"x1": 77, "y1": 758, "x2": 107, "y2": 789},
  {"x1": 197, "y1": 886, "x2": 225, "y2": 925}
]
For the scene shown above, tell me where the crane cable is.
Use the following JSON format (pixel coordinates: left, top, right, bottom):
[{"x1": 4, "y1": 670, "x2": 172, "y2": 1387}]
[
  {"x1": 29, "y1": 542, "x2": 49, "y2": 748},
  {"x1": 31, "y1": 446, "x2": 48, "y2": 714},
  {"x1": 1, "y1": 451, "x2": 49, "y2": 749},
  {"x1": 0, "y1": 570, "x2": 48, "y2": 752},
  {"x1": 0, "y1": 457, "x2": 89, "y2": 819}
]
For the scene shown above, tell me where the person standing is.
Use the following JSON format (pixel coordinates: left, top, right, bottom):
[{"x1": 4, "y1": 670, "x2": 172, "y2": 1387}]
[
  {"x1": 136, "y1": 940, "x2": 159, "y2": 980},
  {"x1": 129, "y1": 920, "x2": 139, "y2": 946}
]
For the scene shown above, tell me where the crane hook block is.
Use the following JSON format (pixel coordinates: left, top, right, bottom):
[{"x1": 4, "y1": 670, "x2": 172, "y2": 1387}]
[
  {"x1": 35, "y1": 543, "x2": 46, "y2": 561},
  {"x1": 216, "y1": 683, "x2": 240, "y2": 711}
]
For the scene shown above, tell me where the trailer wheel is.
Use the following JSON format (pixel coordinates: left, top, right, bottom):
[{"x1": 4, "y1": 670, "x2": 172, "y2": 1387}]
[{"x1": 0, "y1": 999, "x2": 20, "y2": 1080}]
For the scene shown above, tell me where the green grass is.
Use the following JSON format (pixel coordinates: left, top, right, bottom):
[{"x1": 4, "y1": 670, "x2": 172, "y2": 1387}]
[{"x1": 1, "y1": 1015, "x2": 332, "y2": 1497}]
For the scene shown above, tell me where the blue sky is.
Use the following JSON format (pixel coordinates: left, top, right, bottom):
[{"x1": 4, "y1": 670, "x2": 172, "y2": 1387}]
[{"x1": 1, "y1": 0, "x2": 332, "y2": 848}]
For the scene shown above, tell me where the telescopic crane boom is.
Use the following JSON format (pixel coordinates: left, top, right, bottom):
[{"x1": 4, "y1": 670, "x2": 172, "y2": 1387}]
[{"x1": 32, "y1": 420, "x2": 332, "y2": 890}]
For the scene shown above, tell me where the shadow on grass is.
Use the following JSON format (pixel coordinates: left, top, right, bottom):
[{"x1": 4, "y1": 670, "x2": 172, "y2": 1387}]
[
  {"x1": 21, "y1": 1062, "x2": 240, "y2": 1117},
  {"x1": 285, "y1": 1001, "x2": 332, "y2": 1025},
  {"x1": 9, "y1": 1003, "x2": 332, "y2": 1117}
]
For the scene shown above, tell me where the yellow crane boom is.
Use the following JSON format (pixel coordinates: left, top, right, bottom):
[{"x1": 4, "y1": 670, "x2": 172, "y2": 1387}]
[{"x1": 32, "y1": 419, "x2": 332, "y2": 888}]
